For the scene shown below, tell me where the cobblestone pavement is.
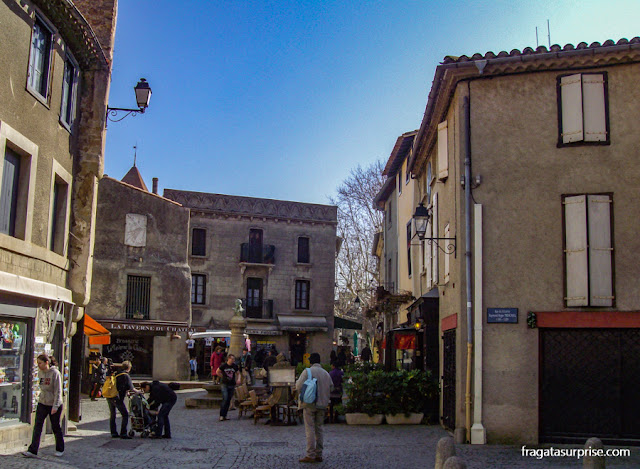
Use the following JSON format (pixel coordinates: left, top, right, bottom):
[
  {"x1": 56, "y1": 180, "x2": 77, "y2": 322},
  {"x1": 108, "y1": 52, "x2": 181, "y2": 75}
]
[{"x1": 2, "y1": 389, "x2": 639, "y2": 468}]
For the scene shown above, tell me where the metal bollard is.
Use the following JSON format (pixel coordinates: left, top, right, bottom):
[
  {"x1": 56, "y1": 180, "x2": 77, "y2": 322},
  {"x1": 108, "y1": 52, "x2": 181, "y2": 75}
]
[
  {"x1": 442, "y1": 456, "x2": 467, "y2": 469},
  {"x1": 435, "y1": 436, "x2": 456, "y2": 469},
  {"x1": 583, "y1": 437, "x2": 605, "y2": 469}
]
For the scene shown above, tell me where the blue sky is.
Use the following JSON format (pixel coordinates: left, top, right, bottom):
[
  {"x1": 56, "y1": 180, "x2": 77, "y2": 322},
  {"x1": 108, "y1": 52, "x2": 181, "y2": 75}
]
[{"x1": 104, "y1": 0, "x2": 640, "y2": 205}]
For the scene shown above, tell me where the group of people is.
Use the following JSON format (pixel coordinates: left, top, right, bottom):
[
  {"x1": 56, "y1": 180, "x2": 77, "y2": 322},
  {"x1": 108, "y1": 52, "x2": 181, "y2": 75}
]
[
  {"x1": 210, "y1": 346, "x2": 253, "y2": 386},
  {"x1": 21, "y1": 346, "x2": 369, "y2": 463}
]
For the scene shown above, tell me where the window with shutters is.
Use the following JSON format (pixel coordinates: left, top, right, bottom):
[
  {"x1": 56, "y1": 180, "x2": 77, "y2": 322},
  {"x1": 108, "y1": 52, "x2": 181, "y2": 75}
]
[
  {"x1": 191, "y1": 228, "x2": 206, "y2": 256},
  {"x1": 126, "y1": 275, "x2": 151, "y2": 319},
  {"x1": 444, "y1": 223, "x2": 451, "y2": 284},
  {"x1": 431, "y1": 193, "x2": 439, "y2": 285},
  {"x1": 60, "y1": 54, "x2": 79, "y2": 130},
  {"x1": 437, "y1": 122, "x2": 449, "y2": 181},
  {"x1": 557, "y1": 73, "x2": 609, "y2": 146},
  {"x1": 406, "y1": 222, "x2": 412, "y2": 277},
  {"x1": 295, "y1": 280, "x2": 310, "y2": 310},
  {"x1": 563, "y1": 194, "x2": 614, "y2": 307},
  {"x1": 191, "y1": 274, "x2": 206, "y2": 305},
  {"x1": 297, "y1": 236, "x2": 310, "y2": 263},
  {"x1": 27, "y1": 16, "x2": 54, "y2": 102},
  {"x1": 0, "y1": 123, "x2": 38, "y2": 243}
]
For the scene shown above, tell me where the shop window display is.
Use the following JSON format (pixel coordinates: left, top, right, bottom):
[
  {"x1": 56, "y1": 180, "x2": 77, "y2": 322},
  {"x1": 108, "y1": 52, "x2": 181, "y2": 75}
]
[{"x1": 0, "y1": 320, "x2": 28, "y2": 426}]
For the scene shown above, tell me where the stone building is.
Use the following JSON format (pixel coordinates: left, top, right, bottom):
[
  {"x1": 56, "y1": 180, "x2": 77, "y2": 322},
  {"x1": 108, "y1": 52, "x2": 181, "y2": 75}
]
[
  {"x1": 86, "y1": 170, "x2": 193, "y2": 380},
  {"x1": 0, "y1": 0, "x2": 116, "y2": 449},
  {"x1": 164, "y1": 189, "x2": 337, "y2": 372},
  {"x1": 403, "y1": 38, "x2": 640, "y2": 444}
]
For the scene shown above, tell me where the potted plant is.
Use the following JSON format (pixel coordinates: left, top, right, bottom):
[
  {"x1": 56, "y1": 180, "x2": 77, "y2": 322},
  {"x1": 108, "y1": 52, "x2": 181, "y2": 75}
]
[
  {"x1": 343, "y1": 370, "x2": 385, "y2": 424},
  {"x1": 383, "y1": 369, "x2": 438, "y2": 424}
]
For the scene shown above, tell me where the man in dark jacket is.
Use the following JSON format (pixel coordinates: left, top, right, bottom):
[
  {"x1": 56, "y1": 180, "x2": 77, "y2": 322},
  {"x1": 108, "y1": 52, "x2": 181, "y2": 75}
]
[
  {"x1": 107, "y1": 360, "x2": 134, "y2": 438},
  {"x1": 141, "y1": 380, "x2": 177, "y2": 438},
  {"x1": 90, "y1": 357, "x2": 108, "y2": 400}
]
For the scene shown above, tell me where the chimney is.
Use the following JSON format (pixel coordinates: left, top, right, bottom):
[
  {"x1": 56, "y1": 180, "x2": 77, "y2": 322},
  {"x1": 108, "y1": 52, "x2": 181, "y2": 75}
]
[{"x1": 152, "y1": 178, "x2": 158, "y2": 195}]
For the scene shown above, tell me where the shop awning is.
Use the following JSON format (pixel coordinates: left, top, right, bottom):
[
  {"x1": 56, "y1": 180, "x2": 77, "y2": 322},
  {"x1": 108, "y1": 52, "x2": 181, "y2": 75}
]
[
  {"x1": 278, "y1": 314, "x2": 328, "y2": 332},
  {"x1": 189, "y1": 330, "x2": 232, "y2": 339},
  {"x1": 245, "y1": 324, "x2": 282, "y2": 336},
  {"x1": 334, "y1": 316, "x2": 362, "y2": 330},
  {"x1": 84, "y1": 314, "x2": 111, "y2": 345}
]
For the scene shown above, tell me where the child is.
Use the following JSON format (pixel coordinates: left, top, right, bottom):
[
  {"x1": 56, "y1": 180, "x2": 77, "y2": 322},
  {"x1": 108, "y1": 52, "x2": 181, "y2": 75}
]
[{"x1": 189, "y1": 356, "x2": 197, "y2": 381}]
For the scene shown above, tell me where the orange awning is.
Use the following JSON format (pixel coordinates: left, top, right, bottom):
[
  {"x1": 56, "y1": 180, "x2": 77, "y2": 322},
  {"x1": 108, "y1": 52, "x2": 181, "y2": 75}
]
[{"x1": 84, "y1": 314, "x2": 111, "y2": 345}]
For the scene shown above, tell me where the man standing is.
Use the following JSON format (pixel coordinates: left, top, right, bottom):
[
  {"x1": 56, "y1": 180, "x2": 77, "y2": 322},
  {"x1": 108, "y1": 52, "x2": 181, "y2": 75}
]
[
  {"x1": 217, "y1": 354, "x2": 240, "y2": 421},
  {"x1": 240, "y1": 347, "x2": 252, "y2": 385},
  {"x1": 360, "y1": 345, "x2": 372, "y2": 362},
  {"x1": 107, "y1": 360, "x2": 134, "y2": 438},
  {"x1": 140, "y1": 381, "x2": 177, "y2": 438},
  {"x1": 296, "y1": 352, "x2": 332, "y2": 463}
]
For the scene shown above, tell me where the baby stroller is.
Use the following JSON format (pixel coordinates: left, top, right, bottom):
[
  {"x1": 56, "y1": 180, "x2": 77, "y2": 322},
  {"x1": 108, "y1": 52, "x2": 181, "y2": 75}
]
[{"x1": 127, "y1": 392, "x2": 157, "y2": 438}]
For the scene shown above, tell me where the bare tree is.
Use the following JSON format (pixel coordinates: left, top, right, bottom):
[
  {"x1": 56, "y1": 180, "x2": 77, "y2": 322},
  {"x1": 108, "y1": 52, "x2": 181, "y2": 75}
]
[{"x1": 330, "y1": 160, "x2": 385, "y2": 329}]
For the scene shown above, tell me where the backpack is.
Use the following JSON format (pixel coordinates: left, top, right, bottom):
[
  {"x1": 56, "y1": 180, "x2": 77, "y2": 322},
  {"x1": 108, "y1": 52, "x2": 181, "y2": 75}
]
[
  {"x1": 101, "y1": 373, "x2": 126, "y2": 399},
  {"x1": 300, "y1": 367, "x2": 318, "y2": 404}
]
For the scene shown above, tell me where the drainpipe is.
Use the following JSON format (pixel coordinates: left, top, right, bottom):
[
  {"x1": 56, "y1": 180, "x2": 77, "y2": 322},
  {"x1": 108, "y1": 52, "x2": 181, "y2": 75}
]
[
  {"x1": 463, "y1": 95, "x2": 473, "y2": 443},
  {"x1": 471, "y1": 203, "x2": 486, "y2": 444}
]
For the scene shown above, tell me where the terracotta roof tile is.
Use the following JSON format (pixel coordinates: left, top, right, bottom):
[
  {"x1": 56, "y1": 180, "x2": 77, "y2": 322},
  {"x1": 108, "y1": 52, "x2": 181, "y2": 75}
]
[{"x1": 441, "y1": 37, "x2": 640, "y2": 64}]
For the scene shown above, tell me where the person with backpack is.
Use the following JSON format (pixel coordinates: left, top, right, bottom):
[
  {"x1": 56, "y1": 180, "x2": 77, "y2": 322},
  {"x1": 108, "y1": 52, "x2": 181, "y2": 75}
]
[
  {"x1": 106, "y1": 360, "x2": 134, "y2": 438},
  {"x1": 22, "y1": 354, "x2": 64, "y2": 458},
  {"x1": 90, "y1": 357, "x2": 108, "y2": 400},
  {"x1": 140, "y1": 381, "x2": 177, "y2": 438},
  {"x1": 295, "y1": 352, "x2": 332, "y2": 463}
]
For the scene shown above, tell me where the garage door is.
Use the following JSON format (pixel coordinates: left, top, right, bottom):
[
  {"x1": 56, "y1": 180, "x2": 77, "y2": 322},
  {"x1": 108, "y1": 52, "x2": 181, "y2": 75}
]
[{"x1": 540, "y1": 329, "x2": 640, "y2": 444}]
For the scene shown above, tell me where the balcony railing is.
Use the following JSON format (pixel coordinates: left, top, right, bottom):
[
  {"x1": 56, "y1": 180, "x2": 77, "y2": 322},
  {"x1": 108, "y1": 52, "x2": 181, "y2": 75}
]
[
  {"x1": 240, "y1": 243, "x2": 276, "y2": 264},
  {"x1": 244, "y1": 299, "x2": 274, "y2": 319}
]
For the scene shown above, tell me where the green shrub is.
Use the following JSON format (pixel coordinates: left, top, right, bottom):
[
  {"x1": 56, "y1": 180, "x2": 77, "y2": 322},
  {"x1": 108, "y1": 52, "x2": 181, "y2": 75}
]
[{"x1": 342, "y1": 368, "x2": 439, "y2": 417}]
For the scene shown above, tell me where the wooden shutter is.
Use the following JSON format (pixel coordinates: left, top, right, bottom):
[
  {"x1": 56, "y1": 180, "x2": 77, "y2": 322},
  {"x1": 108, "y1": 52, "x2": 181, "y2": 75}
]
[
  {"x1": 560, "y1": 74, "x2": 584, "y2": 144},
  {"x1": 444, "y1": 223, "x2": 450, "y2": 283},
  {"x1": 582, "y1": 74, "x2": 607, "y2": 142},
  {"x1": 564, "y1": 195, "x2": 588, "y2": 306},
  {"x1": 425, "y1": 221, "x2": 432, "y2": 287},
  {"x1": 0, "y1": 149, "x2": 21, "y2": 236},
  {"x1": 432, "y1": 193, "x2": 438, "y2": 285},
  {"x1": 587, "y1": 195, "x2": 613, "y2": 306},
  {"x1": 437, "y1": 121, "x2": 448, "y2": 180}
]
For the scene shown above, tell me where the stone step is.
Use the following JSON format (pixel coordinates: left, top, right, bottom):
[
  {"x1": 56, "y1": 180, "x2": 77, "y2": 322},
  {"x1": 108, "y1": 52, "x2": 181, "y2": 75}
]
[{"x1": 185, "y1": 394, "x2": 223, "y2": 409}]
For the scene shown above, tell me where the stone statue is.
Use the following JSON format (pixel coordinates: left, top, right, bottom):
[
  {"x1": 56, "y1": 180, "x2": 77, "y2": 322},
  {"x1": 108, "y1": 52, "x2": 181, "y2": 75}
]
[{"x1": 233, "y1": 299, "x2": 244, "y2": 317}]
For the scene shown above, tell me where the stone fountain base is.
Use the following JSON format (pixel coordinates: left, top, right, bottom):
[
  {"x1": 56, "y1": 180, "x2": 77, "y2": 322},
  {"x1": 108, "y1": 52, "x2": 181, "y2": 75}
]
[{"x1": 185, "y1": 383, "x2": 223, "y2": 409}]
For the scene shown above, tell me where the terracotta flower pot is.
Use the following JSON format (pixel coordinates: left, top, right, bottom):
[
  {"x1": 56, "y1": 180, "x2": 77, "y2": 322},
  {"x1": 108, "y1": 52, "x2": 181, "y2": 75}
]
[{"x1": 345, "y1": 413, "x2": 385, "y2": 425}]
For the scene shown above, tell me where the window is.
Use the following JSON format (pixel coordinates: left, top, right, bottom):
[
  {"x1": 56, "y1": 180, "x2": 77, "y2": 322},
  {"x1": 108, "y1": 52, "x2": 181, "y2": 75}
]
[
  {"x1": 298, "y1": 236, "x2": 310, "y2": 263},
  {"x1": 426, "y1": 162, "x2": 432, "y2": 202},
  {"x1": 27, "y1": 16, "x2": 53, "y2": 100},
  {"x1": 191, "y1": 228, "x2": 206, "y2": 256},
  {"x1": 431, "y1": 193, "x2": 438, "y2": 285},
  {"x1": 398, "y1": 169, "x2": 402, "y2": 194},
  {"x1": 49, "y1": 179, "x2": 68, "y2": 254},
  {"x1": 0, "y1": 318, "x2": 29, "y2": 425},
  {"x1": 295, "y1": 280, "x2": 310, "y2": 310},
  {"x1": 558, "y1": 73, "x2": 609, "y2": 146},
  {"x1": 563, "y1": 194, "x2": 614, "y2": 307},
  {"x1": 437, "y1": 121, "x2": 448, "y2": 180},
  {"x1": 0, "y1": 149, "x2": 21, "y2": 237},
  {"x1": 191, "y1": 274, "x2": 206, "y2": 305},
  {"x1": 60, "y1": 56, "x2": 79, "y2": 128},
  {"x1": 387, "y1": 199, "x2": 393, "y2": 227},
  {"x1": 406, "y1": 222, "x2": 412, "y2": 277},
  {"x1": 246, "y1": 277, "x2": 263, "y2": 318},
  {"x1": 405, "y1": 162, "x2": 410, "y2": 184},
  {"x1": 444, "y1": 223, "x2": 450, "y2": 283},
  {"x1": 0, "y1": 122, "x2": 38, "y2": 243},
  {"x1": 126, "y1": 275, "x2": 151, "y2": 319}
]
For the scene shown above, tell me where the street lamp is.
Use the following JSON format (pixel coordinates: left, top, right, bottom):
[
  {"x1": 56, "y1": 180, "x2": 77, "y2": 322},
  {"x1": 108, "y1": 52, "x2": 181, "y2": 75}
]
[
  {"x1": 106, "y1": 78, "x2": 152, "y2": 125},
  {"x1": 411, "y1": 202, "x2": 457, "y2": 256}
]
